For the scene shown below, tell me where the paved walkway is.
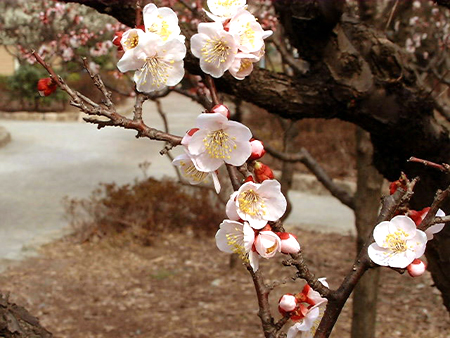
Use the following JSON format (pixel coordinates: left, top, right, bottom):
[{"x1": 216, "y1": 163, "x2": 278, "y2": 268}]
[{"x1": 0, "y1": 93, "x2": 354, "y2": 271}]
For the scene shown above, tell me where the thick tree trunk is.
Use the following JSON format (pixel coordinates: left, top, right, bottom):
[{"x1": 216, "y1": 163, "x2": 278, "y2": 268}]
[{"x1": 351, "y1": 128, "x2": 384, "y2": 338}]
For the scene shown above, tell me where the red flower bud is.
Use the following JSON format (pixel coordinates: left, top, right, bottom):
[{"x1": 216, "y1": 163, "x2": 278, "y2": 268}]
[
  {"x1": 254, "y1": 161, "x2": 274, "y2": 182},
  {"x1": 278, "y1": 294, "x2": 297, "y2": 315},
  {"x1": 37, "y1": 77, "x2": 57, "y2": 96},
  {"x1": 389, "y1": 173, "x2": 408, "y2": 195},
  {"x1": 248, "y1": 138, "x2": 266, "y2": 161}
]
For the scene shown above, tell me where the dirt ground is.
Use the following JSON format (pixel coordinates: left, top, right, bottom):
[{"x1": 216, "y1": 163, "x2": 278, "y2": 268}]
[{"x1": 0, "y1": 228, "x2": 449, "y2": 338}]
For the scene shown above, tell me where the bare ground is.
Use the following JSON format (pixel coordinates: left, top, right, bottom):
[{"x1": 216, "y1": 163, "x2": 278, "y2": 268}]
[{"x1": 0, "y1": 227, "x2": 449, "y2": 338}]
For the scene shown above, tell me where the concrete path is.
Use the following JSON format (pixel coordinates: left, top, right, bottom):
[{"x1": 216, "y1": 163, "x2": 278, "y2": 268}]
[{"x1": 0, "y1": 93, "x2": 354, "y2": 271}]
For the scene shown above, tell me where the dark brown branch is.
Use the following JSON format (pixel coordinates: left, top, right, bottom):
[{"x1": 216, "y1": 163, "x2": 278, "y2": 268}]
[
  {"x1": 419, "y1": 186, "x2": 450, "y2": 232},
  {"x1": 314, "y1": 178, "x2": 418, "y2": 338},
  {"x1": 264, "y1": 144, "x2": 355, "y2": 210},
  {"x1": 33, "y1": 51, "x2": 183, "y2": 148}
]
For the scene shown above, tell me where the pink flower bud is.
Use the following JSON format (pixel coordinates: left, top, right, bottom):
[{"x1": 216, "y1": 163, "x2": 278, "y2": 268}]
[
  {"x1": 407, "y1": 259, "x2": 426, "y2": 277},
  {"x1": 278, "y1": 294, "x2": 297, "y2": 315},
  {"x1": 248, "y1": 139, "x2": 266, "y2": 161},
  {"x1": 277, "y1": 232, "x2": 301, "y2": 254},
  {"x1": 210, "y1": 104, "x2": 230, "y2": 118},
  {"x1": 254, "y1": 161, "x2": 274, "y2": 182}
]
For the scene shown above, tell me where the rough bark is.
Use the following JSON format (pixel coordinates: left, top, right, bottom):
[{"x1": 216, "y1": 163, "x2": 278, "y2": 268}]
[
  {"x1": 0, "y1": 293, "x2": 52, "y2": 337},
  {"x1": 59, "y1": 0, "x2": 450, "y2": 311},
  {"x1": 351, "y1": 128, "x2": 384, "y2": 338}
]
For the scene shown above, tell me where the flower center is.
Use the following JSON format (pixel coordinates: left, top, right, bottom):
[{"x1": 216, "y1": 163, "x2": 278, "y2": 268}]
[
  {"x1": 241, "y1": 22, "x2": 256, "y2": 48},
  {"x1": 226, "y1": 229, "x2": 248, "y2": 262},
  {"x1": 238, "y1": 59, "x2": 252, "y2": 73},
  {"x1": 238, "y1": 189, "x2": 266, "y2": 217},
  {"x1": 138, "y1": 56, "x2": 172, "y2": 88},
  {"x1": 180, "y1": 160, "x2": 208, "y2": 182},
  {"x1": 385, "y1": 230, "x2": 408, "y2": 253},
  {"x1": 147, "y1": 16, "x2": 172, "y2": 41},
  {"x1": 123, "y1": 33, "x2": 139, "y2": 50},
  {"x1": 201, "y1": 37, "x2": 231, "y2": 67},
  {"x1": 203, "y1": 129, "x2": 237, "y2": 159}
]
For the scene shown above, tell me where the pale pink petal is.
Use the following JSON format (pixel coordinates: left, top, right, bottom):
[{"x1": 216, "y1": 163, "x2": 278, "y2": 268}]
[
  {"x1": 389, "y1": 215, "x2": 417, "y2": 237},
  {"x1": 226, "y1": 192, "x2": 240, "y2": 220}
]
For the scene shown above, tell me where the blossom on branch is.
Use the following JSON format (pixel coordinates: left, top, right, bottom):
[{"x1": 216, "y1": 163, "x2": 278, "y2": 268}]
[
  {"x1": 215, "y1": 219, "x2": 259, "y2": 271},
  {"x1": 185, "y1": 112, "x2": 252, "y2": 171},
  {"x1": 117, "y1": 32, "x2": 186, "y2": 92},
  {"x1": 172, "y1": 153, "x2": 221, "y2": 193},
  {"x1": 281, "y1": 279, "x2": 329, "y2": 338},
  {"x1": 116, "y1": 3, "x2": 186, "y2": 92},
  {"x1": 368, "y1": 215, "x2": 427, "y2": 268},
  {"x1": 143, "y1": 3, "x2": 181, "y2": 42},
  {"x1": 190, "y1": 22, "x2": 238, "y2": 78},
  {"x1": 37, "y1": 77, "x2": 57, "y2": 96},
  {"x1": 205, "y1": 0, "x2": 246, "y2": 22},
  {"x1": 226, "y1": 179, "x2": 287, "y2": 229}
]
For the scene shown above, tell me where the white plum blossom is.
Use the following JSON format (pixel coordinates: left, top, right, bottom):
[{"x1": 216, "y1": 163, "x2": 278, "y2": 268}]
[
  {"x1": 228, "y1": 8, "x2": 267, "y2": 53},
  {"x1": 172, "y1": 153, "x2": 221, "y2": 193},
  {"x1": 117, "y1": 32, "x2": 186, "y2": 93},
  {"x1": 186, "y1": 112, "x2": 252, "y2": 171},
  {"x1": 368, "y1": 215, "x2": 428, "y2": 268},
  {"x1": 205, "y1": 0, "x2": 246, "y2": 21},
  {"x1": 287, "y1": 306, "x2": 321, "y2": 338},
  {"x1": 227, "y1": 179, "x2": 287, "y2": 229},
  {"x1": 215, "y1": 219, "x2": 260, "y2": 271},
  {"x1": 286, "y1": 279, "x2": 329, "y2": 338},
  {"x1": 190, "y1": 22, "x2": 238, "y2": 78},
  {"x1": 228, "y1": 53, "x2": 258, "y2": 80},
  {"x1": 254, "y1": 230, "x2": 281, "y2": 258},
  {"x1": 143, "y1": 3, "x2": 181, "y2": 41}
]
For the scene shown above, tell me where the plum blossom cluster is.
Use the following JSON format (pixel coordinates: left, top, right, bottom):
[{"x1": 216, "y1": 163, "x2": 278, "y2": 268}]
[
  {"x1": 278, "y1": 279, "x2": 328, "y2": 338},
  {"x1": 190, "y1": 0, "x2": 273, "y2": 79},
  {"x1": 368, "y1": 176, "x2": 447, "y2": 274},
  {"x1": 115, "y1": 3, "x2": 186, "y2": 93},
  {"x1": 216, "y1": 175, "x2": 299, "y2": 271}
]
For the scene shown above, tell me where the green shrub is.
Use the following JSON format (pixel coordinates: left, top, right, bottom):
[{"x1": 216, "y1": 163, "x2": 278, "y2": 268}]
[{"x1": 64, "y1": 177, "x2": 225, "y2": 245}]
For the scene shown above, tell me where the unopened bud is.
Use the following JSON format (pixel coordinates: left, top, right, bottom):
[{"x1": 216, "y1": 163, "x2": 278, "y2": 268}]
[
  {"x1": 248, "y1": 139, "x2": 266, "y2": 161},
  {"x1": 407, "y1": 259, "x2": 426, "y2": 277},
  {"x1": 278, "y1": 294, "x2": 297, "y2": 315},
  {"x1": 277, "y1": 232, "x2": 301, "y2": 254},
  {"x1": 210, "y1": 104, "x2": 230, "y2": 118},
  {"x1": 254, "y1": 161, "x2": 274, "y2": 182},
  {"x1": 37, "y1": 77, "x2": 57, "y2": 97}
]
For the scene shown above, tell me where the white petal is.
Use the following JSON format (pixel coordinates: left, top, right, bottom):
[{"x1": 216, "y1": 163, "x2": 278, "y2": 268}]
[
  {"x1": 389, "y1": 250, "x2": 416, "y2": 268},
  {"x1": 191, "y1": 151, "x2": 223, "y2": 172},
  {"x1": 117, "y1": 50, "x2": 145, "y2": 73},
  {"x1": 187, "y1": 129, "x2": 208, "y2": 156},
  {"x1": 390, "y1": 215, "x2": 417, "y2": 238},
  {"x1": 411, "y1": 230, "x2": 427, "y2": 258},
  {"x1": 196, "y1": 112, "x2": 227, "y2": 130},
  {"x1": 249, "y1": 250, "x2": 260, "y2": 272},
  {"x1": 368, "y1": 243, "x2": 390, "y2": 266},
  {"x1": 226, "y1": 192, "x2": 240, "y2": 220},
  {"x1": 372, "y1": 221, "x2": 392, "y2": 247},
  {"x1": 212, "y1": 171, "x2": 221, "y2": 194}
]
